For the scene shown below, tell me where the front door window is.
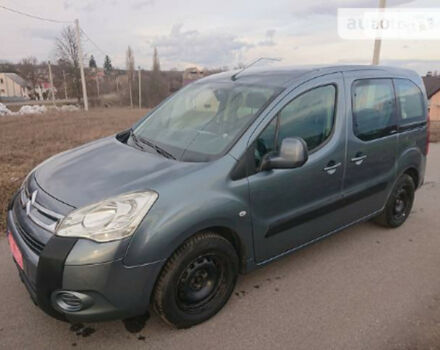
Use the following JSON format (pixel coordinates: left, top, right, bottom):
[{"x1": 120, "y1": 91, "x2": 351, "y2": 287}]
[{"x1": 254, "y1": 84, "x2": 336, "y2": 168}]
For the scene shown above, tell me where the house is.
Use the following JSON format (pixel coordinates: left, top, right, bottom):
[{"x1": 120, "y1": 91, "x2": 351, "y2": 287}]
[
  {"x1": 183, "y1": 67, "x2": 204, "y2": 85},
  {"x1": 422, "y1": 76, "x2": 440, "y2": 121},
  {"x1": 0, "y1": 72, "x2": 29, "y2": 101}
]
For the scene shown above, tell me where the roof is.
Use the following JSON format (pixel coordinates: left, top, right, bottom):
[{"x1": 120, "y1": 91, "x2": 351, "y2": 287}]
[
  {"x1": 3, "y1": 73, "x2": 27, "y2": 87},
  {"x1": 40, "y1": 82, "x2": 53, "y2": 89},
  {"x1": 422, "y1": 76, "x2": 440, "y2": 99},
  {"x1": 200, "y1": 65, "x2": 420, "y2": 88}
]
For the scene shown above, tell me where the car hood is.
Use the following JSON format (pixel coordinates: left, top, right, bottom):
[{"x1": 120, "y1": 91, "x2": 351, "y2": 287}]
[{"x1": 35, "y1": 136, "x2": 203, "y2": 208}]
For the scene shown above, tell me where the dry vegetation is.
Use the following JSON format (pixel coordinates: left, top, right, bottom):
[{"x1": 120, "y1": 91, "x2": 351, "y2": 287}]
[{"x1": 0, "y1": 108, "x2": 147, "y2": 233}]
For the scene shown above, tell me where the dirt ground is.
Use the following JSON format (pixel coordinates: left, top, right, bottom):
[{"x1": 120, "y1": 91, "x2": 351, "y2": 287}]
[
  {"x1": 0, "y1": 108, "x2": 148, "y2": 234},
  {"x1": 431, "y1": 121, "x2": 440, "y2": 143}
]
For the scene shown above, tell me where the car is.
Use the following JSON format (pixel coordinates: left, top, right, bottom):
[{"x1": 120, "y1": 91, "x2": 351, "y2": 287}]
[{"x1": 6, "y1": 65, "x2": 428, "y2": 328}]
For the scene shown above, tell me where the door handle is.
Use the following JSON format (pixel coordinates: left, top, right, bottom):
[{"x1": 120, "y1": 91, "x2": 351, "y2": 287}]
[
  {"x1": 351, "y1": 153, "x2": 367, "y2": 165},
  {"x1": 323, "y1": 161, "x2": 342, "y2": 175}
]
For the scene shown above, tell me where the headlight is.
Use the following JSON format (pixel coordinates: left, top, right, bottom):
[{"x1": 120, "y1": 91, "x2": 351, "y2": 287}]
[{"x1": 56, "y1": 191, "x2": 158, "y2": 242}]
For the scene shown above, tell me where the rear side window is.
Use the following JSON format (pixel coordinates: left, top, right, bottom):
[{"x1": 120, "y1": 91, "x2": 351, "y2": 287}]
[
  {"x1": 394, "y1": 79, "x2": 425, "y2": 124},
  {"x1": 352, "y1": 79, "x2": 396, "y2": 141}
]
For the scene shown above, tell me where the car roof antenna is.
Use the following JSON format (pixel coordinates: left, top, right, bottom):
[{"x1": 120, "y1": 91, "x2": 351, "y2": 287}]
[{"x1": 231, "y1": 57, "x2": 281, "y2": 81}]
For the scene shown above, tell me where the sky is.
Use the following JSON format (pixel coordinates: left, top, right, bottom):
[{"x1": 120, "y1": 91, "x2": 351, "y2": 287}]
[{"x1": 0, "y1": 0, "x2": 439, "y2": 75}]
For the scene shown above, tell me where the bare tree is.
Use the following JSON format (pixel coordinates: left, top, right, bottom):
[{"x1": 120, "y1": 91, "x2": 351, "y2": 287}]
[
  {"x1": 55, "y1": 26, "x2": 83, "y2": 102},
  {"x1": 0, "y1": 62, "x2": 18, "y2": 73},
  {"x1": 126, "y1": 46, "x2": 135, "y2": 108},
  {"x1": 148, "y1": 48, "x2": 168, "y2": 107},
  {"x1": 18, "y1": 57, "x2": 39, "y2": 95}
]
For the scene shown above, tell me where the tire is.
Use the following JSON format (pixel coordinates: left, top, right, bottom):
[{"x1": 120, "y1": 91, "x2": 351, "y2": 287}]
[
  {"x1": 374, "y1": 174, "x2": 415, "y2": 228},
  {"x1": 153, "y1": 232, "x2": 239, "y2": 329}
]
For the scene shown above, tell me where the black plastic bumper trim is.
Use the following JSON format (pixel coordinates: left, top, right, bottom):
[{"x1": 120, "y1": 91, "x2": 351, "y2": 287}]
[{"x1": 36, "y1": 236, "x2": 78, "y2": 321}]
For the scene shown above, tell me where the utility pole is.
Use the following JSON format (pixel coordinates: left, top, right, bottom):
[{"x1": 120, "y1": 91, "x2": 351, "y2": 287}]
[
  {"x1": 115, "y1": 76, "x2": 119, "y2": 94},
  {"x1": 96, "y1": 75, "x2": 100, "y2": 98},
  {"x1": 62, "y1": 70, "x2": 68, "y2": 100},
  {"x1": 75, "y1": 19, "x2": 88, "y2": 111},
  {"x1": 47, "y1": 61, "x2": 56, "y2": 107},
  {"x1": 372, "y1": 0, "x2": 386, "y2": 65},
  {"x1": 129, "y1": 76, "x2": 133, "y2": 108},
  {"x1": 138, "y1": 66, "x2": 142, "y2": 109}
]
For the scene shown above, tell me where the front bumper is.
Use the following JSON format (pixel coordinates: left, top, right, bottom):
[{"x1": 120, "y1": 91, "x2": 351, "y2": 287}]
[
  {"x1": 7, "y1": 194, "x2": 164, "y2": 323},
  {"x1": 61, "y1": 256, "x2": 163, "y2": 322}
]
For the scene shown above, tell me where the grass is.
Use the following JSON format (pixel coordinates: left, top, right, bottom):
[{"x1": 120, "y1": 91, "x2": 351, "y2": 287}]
[{"x1": 0, "y1": 107, "x2": 148, "y2": 234}]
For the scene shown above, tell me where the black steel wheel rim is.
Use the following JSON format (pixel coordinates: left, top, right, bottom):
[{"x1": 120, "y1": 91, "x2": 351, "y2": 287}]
[
  {"x1": 176, "y1": 254, "x2": 226, "y2": 311},
  {"x1": 392, "y1": 185, "x2": 411, "y2": 220}
]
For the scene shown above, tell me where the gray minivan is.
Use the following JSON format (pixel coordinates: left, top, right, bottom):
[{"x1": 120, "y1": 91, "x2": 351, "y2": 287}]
[{"x1": 6, "y1": 65, "x2": 428, "y2": 328}]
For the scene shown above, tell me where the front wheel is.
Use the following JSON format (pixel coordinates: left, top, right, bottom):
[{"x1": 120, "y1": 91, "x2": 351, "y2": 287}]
[
  {"x1": 374, "y1": 174, "x2": 415, "y2": 228},
  {"x1": 153, "y1": 232, "x2": 239, "y2": 328}
]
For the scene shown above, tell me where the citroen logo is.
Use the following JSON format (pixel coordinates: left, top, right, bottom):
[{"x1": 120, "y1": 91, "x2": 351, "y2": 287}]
[{"x1": 25, "y1": 190, "x2": 38, "y2": 216}]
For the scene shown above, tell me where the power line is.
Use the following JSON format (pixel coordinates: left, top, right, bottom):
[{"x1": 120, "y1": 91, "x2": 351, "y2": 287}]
[
  {"x1": 1, "y1": 3, "x2": 110, "y2": 74},
  {"x1": 80, "y1": 28, "x2": 107, "y2": 56},
  {"x1": 0, "y1": 4, "x2": 71, "y2": 24}
]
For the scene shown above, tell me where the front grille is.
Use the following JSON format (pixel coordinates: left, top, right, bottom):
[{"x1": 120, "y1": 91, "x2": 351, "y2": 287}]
[
  {"x1": 15, "y1": 220, "x2": 45, "y2": 256},
  {"x1": 20, "y1": 187, "x2": 64, "y2": 233},
  {"x1": 12, "y1": 175, "x2": 66, "y2": 256}
]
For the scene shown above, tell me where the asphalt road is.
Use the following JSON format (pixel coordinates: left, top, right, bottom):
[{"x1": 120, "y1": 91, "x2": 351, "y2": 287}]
[{"x1": 1, "y1": 144, "x2": 439, "y2": 350}]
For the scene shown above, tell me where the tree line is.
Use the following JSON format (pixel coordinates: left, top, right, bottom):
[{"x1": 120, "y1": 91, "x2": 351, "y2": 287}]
[
  {"x1": 0, "y1": 26, "x2": 186, "y2": 108},
  {"x1": 0, "y1": 24, "x2": 228, "y2": 108}
]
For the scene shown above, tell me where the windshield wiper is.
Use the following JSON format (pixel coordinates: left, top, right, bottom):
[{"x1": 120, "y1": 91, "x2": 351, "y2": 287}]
[
  {"x1": 141, "y1": 137, "x2": 176, "y2": 160},
  {"x1": 132, "y1": 131, "x2": 176, "y2": 160},
  {"x1": 130, "y1": 129, "x2": 147, "y2": 151}
]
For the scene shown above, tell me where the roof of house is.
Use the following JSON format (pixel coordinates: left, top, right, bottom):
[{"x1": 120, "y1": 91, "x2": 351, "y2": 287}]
[
  {"x1": 40, "y1": 82, "x2": 53, "y2": 89},
  {"x1": 422, "y1": 76, "x2": 440, "y2": 99},
  {"x1": 4, "y1": 73, "x2": 27, "y2": 87}
]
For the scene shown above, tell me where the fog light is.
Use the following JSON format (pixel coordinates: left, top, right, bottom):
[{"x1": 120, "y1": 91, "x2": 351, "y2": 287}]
[{"x1": 52, "y1": 291, "x2": 93, "y2": 312}]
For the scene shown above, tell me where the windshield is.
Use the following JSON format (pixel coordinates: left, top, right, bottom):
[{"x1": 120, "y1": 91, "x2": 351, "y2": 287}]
[{"x1": 133, "y1": 81, "x2": 282, "y2": 161}]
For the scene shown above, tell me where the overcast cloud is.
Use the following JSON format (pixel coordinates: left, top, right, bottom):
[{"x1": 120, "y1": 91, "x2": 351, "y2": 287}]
[
  {"x1": 0, "y1": 0, "x2": 439, "y2": 74},
  {"x1": 149, "y1": 24, "x2": 253, "y2": 67},
  {"x1": 294, "y1": 0, "x2": 416, "y2": 16}
]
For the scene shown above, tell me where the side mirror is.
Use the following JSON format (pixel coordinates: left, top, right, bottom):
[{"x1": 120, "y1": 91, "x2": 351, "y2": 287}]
[{"x1": 261, "y1": 137, "x2": 308, "y2": 171}]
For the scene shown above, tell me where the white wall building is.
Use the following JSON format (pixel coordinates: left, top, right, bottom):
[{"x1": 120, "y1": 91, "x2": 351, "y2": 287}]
[{"x1": 0, "y1": 73, "x2": 29, "y2": 100}]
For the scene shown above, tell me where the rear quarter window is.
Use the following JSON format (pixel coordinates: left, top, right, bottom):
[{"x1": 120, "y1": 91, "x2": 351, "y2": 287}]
[{"x1": 394, "y1": 79, "x2": 426, "y2": 125}]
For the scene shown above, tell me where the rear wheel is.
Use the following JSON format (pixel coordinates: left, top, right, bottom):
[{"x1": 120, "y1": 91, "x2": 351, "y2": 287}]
[
  {"x1": 153, "y1": 232, "x2": 238, "y2": 328},
  {"x1": 375, "y1": 174, "x2": 415, "y2": 228}
]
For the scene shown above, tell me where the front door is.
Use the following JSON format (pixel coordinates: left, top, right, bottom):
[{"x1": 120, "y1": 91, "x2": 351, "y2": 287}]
[{"x1": 248, "y1": 73, "x2": 348, "y2": 262}]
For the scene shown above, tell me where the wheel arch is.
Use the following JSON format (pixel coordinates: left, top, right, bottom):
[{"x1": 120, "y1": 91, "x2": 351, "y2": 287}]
[
  {"x1": 164, "y1": 225, "x2": 249, "y2": 274},
  {"x1": 195, "y1": 226, "x2": 248, "y2": 273},
  {"x1": 396, "y1": 146, "x2": 424, "y2": 189},
  {"x1": 402, "y1": 167, "x2": 419, "y2": 189}
]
